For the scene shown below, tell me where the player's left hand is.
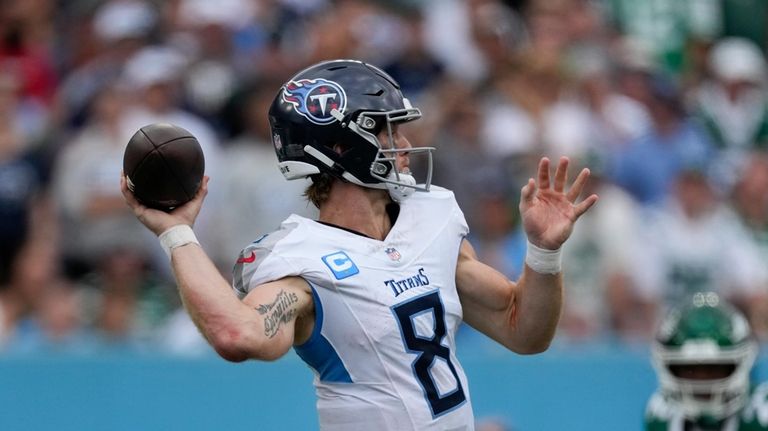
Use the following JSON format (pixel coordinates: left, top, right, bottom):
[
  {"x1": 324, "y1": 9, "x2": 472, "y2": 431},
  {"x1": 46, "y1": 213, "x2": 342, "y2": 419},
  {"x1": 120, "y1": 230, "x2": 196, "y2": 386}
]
[{"x1": 519, "y1": 157, "x2": 598, "y2": 250}]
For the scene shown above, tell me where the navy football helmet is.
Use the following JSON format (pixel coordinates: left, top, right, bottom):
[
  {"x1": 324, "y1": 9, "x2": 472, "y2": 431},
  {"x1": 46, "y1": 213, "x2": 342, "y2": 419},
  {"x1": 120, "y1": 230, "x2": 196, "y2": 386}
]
[{"x1": 268, "y1": 59, "x2": 434, "y2": 201}]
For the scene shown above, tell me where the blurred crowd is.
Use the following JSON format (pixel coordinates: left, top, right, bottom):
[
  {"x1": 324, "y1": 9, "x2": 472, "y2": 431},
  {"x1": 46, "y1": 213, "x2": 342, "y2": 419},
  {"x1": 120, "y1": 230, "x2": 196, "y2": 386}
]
[{"x1": 0, "y1": 0, "x2": 767, "y2": 355}]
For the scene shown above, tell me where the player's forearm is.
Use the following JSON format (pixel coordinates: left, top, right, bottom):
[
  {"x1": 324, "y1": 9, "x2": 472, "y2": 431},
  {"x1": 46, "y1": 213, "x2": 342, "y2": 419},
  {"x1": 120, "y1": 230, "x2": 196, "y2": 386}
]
[
  {"x1": 510, "y1": 267, "x2": 563, "y2": 353},
  {"x1": 170, "y1": 244, "x2": 261, "y2": 361}
]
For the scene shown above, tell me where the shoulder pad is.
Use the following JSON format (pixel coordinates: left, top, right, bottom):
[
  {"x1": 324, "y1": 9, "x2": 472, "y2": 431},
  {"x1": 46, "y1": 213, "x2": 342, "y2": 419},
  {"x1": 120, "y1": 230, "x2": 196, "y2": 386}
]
[
  {"x1": 231, "y1": 226, "x2": 295, "y2": 297},
  {"x1": 743, "y1": 383, "x2": 768, "y2": 428},
  {"x1": 645, "y1": 392, "x2": 677, "y2": 421}
]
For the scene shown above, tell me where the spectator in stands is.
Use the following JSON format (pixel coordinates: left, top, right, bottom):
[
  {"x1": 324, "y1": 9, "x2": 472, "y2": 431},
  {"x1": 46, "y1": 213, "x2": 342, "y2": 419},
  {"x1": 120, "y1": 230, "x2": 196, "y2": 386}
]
[
  {"x1": 51, "y1": 81, "x2": 177, "y2": 347},
  {"x1": 2, "y1": 244, "x2": 87, "y2": 353},
  {"x1": 468, "y1": 182, "x2": 527, "y2": 283},
  {"x1": 610, "y1": 74, "x2": 714, "y2": 206},
  {"x1": 0, "y1": 72, "x2": 49, "y2": 289},
  {"x1": 692, "y1": 37, "x2": 768, "y2": 190},
  {"x1": 119, "y1": 44, "x2": 224, "y2": 254},
  {"x1": 430, "y1": 86, "x2": 505, "y2": 228},
  {"x1": 559, "y1": 155, "x2": 646, "y2": 341},
  {"x1": 567, "y1": 44, "x2": 651, "y2": 150},
  {"x1": 383, "y1": 8, "x2": 446, "y2": 103},
  {"x1": 730, "y1": 153, "x2": 768, "y2": 338},
  {"x1": 207, "y1": 80, "x2": 316, "y2": 273},
  {"x1": 629, "y1": 168, "x2": 768, "y2": 333},
  {"x1": 52, "y1": 82, "x2": 155, "y2": 276},
  {"x1": 55, "y1": 0, "x2": 156, "y2": 129}
]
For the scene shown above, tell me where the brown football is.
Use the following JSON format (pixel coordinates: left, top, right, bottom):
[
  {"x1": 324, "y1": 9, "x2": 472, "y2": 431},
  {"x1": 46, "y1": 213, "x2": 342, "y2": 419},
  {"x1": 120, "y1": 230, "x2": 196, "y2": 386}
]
[{"x1": 123, "y1": 123, "x2": 205, "y2": 211}]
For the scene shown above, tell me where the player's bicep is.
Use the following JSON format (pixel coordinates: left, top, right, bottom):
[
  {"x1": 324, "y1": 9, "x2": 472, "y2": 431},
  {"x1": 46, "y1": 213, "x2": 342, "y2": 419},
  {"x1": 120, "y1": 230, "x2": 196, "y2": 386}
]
[
  {"x1": 456, "y1": 239, "x2": 516, "y2": 312},
  {"x1": 241, "y1": 276, "x2": 314, "y2": 358},
  {"x1": 456, "y1": 240, "x2": 518, "y2": 342}
]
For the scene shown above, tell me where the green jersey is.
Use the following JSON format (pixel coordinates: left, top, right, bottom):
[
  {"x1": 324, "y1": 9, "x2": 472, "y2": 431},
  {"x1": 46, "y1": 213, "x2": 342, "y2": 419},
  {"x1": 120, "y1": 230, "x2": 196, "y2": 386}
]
[{"x1": 645, "y1": 383, "x2": 768, "y2": 431}]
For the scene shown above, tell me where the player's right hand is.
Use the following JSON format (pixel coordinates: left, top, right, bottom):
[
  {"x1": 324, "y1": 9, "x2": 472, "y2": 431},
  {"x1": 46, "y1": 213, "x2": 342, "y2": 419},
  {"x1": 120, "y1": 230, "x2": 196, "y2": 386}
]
[{"x1": 120, "y1": 173, "x2": 209, "y2": 236}]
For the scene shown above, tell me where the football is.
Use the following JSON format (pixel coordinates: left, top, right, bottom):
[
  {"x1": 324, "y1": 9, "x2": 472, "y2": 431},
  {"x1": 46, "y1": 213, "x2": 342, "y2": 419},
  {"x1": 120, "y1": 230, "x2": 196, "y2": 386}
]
[{"x1": 123, "y1": 123, "x2": 205, "y2": 211}]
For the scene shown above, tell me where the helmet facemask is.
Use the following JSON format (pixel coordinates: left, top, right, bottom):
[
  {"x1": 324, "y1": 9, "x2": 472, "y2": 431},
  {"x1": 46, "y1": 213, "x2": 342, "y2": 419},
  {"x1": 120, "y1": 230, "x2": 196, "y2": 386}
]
[
  {"x1": 328, "y1": 100, "x2": 435, "y2": 201},
  {"x1": 652, "y1": 340, "x2": 757, "y2": 420}
]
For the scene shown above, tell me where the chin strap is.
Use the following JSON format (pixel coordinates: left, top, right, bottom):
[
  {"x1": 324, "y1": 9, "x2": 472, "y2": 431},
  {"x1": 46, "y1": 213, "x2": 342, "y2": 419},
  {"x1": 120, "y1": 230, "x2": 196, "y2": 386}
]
[{"x1": 386, "y1": 173, "x2": 416, "y2": 202}]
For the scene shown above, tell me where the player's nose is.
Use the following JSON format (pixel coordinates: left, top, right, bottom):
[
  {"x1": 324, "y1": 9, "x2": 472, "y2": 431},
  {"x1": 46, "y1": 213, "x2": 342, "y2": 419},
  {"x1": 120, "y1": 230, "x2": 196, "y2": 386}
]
[
  {"x1": 396, "y1": 140, "x2": 411, "y2": 171},
  {"x1": 396, "y1": 132, "x2": 413, "y2": 151}
]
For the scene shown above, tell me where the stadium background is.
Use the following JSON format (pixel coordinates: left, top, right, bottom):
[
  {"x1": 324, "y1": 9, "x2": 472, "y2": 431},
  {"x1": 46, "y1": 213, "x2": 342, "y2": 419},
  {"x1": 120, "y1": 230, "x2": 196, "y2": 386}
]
[{"x1": 1, "y1": 0, "x2": 767, "y2": 430}]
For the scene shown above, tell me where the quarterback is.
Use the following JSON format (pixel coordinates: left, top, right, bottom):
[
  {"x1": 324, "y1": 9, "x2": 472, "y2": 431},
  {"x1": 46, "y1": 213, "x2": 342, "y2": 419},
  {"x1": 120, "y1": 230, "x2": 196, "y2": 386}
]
[
  {"x1": 646, "y1": 292, "x2": 768, "y2": 431},
  {"x1": 121, "y1": 59, "x2": 598, "y2": 430}
]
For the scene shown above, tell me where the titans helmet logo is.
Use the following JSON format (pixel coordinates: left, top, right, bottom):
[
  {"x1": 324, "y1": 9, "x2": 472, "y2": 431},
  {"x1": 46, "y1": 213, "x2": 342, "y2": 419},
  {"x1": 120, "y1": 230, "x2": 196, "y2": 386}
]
[{"x1": 282, "y1": 78, "x2": 347, "y2": 125}]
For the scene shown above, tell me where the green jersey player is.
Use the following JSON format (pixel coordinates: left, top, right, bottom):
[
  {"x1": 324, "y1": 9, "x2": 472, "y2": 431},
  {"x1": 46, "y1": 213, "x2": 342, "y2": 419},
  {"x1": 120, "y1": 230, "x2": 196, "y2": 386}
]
[{"x1": 645, "y1": 292, "x2": 768, "y2": 431}]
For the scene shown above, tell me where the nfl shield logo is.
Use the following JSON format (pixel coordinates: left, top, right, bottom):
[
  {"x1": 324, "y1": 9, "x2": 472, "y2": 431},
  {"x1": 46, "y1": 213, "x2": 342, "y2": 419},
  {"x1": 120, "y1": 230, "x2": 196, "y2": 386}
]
[{"x1": 385, "y1": 247, "x2": 401, "y2": 261}]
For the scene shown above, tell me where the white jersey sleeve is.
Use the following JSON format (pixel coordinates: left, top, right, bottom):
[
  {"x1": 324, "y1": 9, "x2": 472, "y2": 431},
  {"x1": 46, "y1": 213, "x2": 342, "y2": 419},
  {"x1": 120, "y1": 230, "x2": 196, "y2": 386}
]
[{"x1": 231, "y1": 219, "x2": 305, "y2": 299}]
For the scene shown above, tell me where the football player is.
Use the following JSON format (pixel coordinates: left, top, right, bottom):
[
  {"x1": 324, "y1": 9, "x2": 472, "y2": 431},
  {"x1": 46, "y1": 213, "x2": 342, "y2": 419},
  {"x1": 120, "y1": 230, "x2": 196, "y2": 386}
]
[
  {"x1": 646, "y1": 292, "x2": 768, "y2": 430},
  {"x1": 121, "y1": 59, "x2": 598, "y2": 430}
]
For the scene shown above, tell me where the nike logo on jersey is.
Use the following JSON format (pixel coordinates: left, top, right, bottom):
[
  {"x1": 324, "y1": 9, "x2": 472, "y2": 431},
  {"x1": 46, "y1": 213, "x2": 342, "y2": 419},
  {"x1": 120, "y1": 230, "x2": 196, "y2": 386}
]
[
  {"x1": 237, "y1": 251, "x2": 256, "y2": 264},
  {"x1": 385, "y1": 268, "x2": 430, "y2": 297}
]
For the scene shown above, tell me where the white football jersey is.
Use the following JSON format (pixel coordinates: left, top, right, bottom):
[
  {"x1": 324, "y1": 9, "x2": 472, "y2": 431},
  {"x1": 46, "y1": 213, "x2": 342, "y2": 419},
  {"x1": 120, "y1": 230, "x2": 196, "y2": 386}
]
[{"x1": 232, "y1": 186, "x2": 474, "y2": 431}]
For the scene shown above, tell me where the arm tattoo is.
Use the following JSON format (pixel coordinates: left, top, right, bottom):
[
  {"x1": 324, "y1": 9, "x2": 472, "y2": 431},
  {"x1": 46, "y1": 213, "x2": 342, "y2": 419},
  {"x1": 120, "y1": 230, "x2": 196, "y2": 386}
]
[{"x1": 256, "y1": 290, "x2": 300, "y2": 338}]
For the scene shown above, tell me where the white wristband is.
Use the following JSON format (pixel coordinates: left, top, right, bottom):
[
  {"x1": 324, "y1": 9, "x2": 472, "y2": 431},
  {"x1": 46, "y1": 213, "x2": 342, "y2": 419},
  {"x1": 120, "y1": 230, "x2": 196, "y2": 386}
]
[
  {"x1": 159, "y1": 225, "x2": 199, "y2": 258},
  {"x1": 525, "y1": 241, "x2": 562, "y2": 274}
]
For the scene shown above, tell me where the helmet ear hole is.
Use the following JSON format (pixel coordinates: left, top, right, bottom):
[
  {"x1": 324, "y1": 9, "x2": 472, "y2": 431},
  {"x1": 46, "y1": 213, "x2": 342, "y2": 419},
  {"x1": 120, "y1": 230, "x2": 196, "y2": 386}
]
[
  {"x1": 359, "y1": 116, "x2": 377, "y2": 130},
  {"x1": 356, "y1": 114, "x2": 384, "y2": 135},
  {"x1": 371, "y1": 161, "x2": 391, "y2": 176}
]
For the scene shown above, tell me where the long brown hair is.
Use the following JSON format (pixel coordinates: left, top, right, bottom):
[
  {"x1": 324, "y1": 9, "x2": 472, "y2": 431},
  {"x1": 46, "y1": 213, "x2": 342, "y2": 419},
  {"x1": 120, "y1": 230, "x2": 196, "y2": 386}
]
[{"x1": 304, "y1": 173, "x2": 336, "y2": 208}]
